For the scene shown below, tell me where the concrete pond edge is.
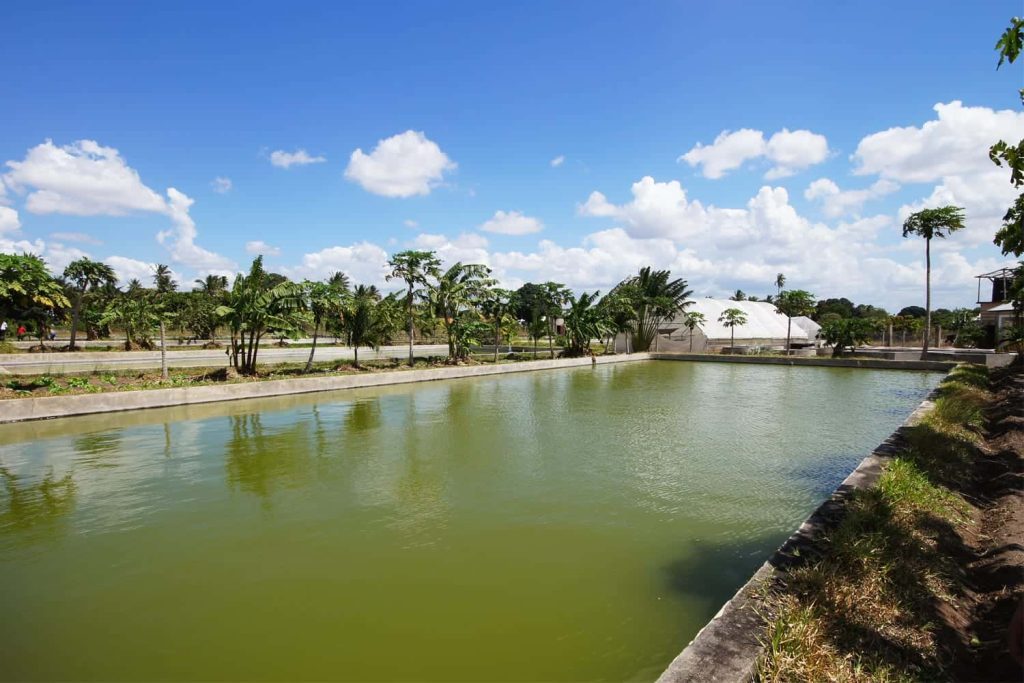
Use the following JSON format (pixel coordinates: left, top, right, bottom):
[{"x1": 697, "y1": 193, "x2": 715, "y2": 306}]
[
  {"x1": 654, "y1": 376, "x2": 946, "y2": 683},
  {"x1": 0, "y1": 353, "x2": 651, "y2": 424}
]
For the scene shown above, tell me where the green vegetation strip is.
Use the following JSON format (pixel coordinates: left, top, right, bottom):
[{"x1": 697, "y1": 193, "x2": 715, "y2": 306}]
[{"x1": 756, "y1": 364, "x2": 992, "y2": 681}]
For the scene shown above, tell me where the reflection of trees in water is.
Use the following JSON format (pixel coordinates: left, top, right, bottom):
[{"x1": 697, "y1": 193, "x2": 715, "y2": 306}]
[
  {"x1": 345, "y1": 399, "x2": 381, "y2": 433},
  {"x1": 225, "y1": 413, "x2": 331, "y2": 505},
  {"x1": 73, "y1": 431, "x2": 122, "y2": 457},
  {"x1": 0, "y1": 466, "x2": 77, "y2": 539}
]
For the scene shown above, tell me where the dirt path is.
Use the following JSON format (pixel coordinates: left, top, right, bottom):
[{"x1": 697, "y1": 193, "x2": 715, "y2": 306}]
[{"x1": 953, "y1": 368, "x2": 1024, "y2": 682}]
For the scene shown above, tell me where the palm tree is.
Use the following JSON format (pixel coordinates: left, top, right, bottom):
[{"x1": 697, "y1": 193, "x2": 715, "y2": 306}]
[
  {"x1": 430, "y1": 262, "x2": 495, "y2": 359},
  {"x1": 775, "y1": 289, "x2": 816, "y2": 354},
  {"x1": 386, "y1": 250, "x2": 441, "y2": 366},
  {"x1": 344, "y1": 285, "x2": 400, "y2": 368},
  {"x1": 902, "y1": 206, "x2": 966, "y2": 359},
  {"x1": 153, "y1": 264, "x2": 177, "y2": 293},
  {"x1": 63, "y1": 257, "x2": 117, "y2": 350},
  {"x1": 775, "y1": 273, "x2": 786, "y2": 299},
  {"x1": 681, "y1": 311, "x2": 707, "y2": 352},
  {"x1": 482, "y1": 287, "x2": 513, "y2": 363},
  {"x1": 216, "y1": 257, "x2": 305, "y2": 375},
  {"x1": 194, "y1": 274, "x2": 229, "y2": 295},
  {"x1": 719, "y1": 307, "x2": 748, "y2": 353},
  {"x1": 598, "y1": 288, "x2": 636, "y2": 354},
  {"x1": 620, "y1": 267, "x2": 692, "y2": 352},
  {"x1": 303, "y1": 278, "x2": 349, "y2": 372},
  {"x1": 562, "y1": 291, "x2": 609, "y2": 356},
  {"x1": 729, "y1": 289, "x2": 746, "y2": 301},
  {"x1": 541, "y1": 282, "x2": 571, "y2": 358}
]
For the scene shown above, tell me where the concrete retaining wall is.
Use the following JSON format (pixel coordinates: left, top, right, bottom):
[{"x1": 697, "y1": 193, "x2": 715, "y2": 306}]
[
  {"x1": 650, "y1": 352, "x2": 955, "y2": 372},
  {"x1": 0, "y1": 354, "x2": 649, "y2": 424},
  {"x1": 655, "y1": 381, "x2": 944, "y2": 682}
]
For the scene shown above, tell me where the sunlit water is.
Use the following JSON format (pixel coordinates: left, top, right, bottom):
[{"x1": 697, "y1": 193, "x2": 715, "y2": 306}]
[{"x1": 0, "y1": 361, "x2": 941, "y2": 681}]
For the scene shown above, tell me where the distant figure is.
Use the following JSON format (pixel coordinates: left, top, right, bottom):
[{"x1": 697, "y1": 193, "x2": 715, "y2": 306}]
[
  {"x1": 48, "y1": 328, "x2": 57, "y2": 342},
  {"x1": 0, "y1": 320, "x2": 7, "y2": 341},
  {"x1": 16, "y1": 324, "x2": 26, "y2": 341}
]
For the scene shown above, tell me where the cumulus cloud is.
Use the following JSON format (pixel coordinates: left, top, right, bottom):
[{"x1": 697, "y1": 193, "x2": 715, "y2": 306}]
[
  {"x1": 283, "y1": 241, "x2": 391, "y2": 285},
  {"x1": 679, "y1": 128, "x2": 829, "y2": 179},
  {"x1": 345, "y1": 130, "x2": 456, "y2": 197},
  {"x1": 270, "y1": 149, "x2": 326, "y2": 169},
  {"x1": 245, "y1": 240, "x2": 281, "y2": 256},
  {"x1": 411, "y1": 232, "x2": 491, "y2": 267},
  {"x1": 578, "y1": 176, "x2": 708, "y2": 239},
  {"x1": 105, "y1": 255, "x2": 159, "y2": 286},
  {"x1": 804, "y1": 178, "x2": 900, "y2": 217},
  {"x1": 211, "y1": 176, "x2": 232, "y2": 193},
  {"x1": 479, "y1": 210, "x2": 544, "y2": 235},
  {"x1": 3, "y1": 139, "x2": 235, "y2": 276},
  {"x1": 0, "y1": 206, "x2": 20, "y2": 234},
  {"x1": 550, "y1": 155, "x2": 565, "y2": 168},
  {"x1": 3, "y1": 140, "x2": 166, "y2": 216}
]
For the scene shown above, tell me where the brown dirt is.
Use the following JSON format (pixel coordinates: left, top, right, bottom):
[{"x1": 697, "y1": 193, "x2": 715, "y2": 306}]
[{"x1": 949, "y1": 368, "x2": 1024, "y2": 682}]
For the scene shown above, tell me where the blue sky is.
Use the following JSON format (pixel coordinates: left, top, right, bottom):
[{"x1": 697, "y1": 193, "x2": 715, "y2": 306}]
[{"x1": 1, "y1": 1, "x2": 1021, "y2": 309}]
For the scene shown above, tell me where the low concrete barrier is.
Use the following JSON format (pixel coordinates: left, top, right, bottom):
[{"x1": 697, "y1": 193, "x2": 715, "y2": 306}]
[
  {"x1": 650, "y1": 352, "x2": 955, "y2": 372},
  {"x1": 0, "y1": 354, "x2": 649, "y2": 424},
  {"x1": 655, "y1": 381, "x2": 943, "y2": 682}
]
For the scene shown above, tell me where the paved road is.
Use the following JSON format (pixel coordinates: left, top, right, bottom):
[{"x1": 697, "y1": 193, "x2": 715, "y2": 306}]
[{"x1": 0, "y1": 344, "x2": 450, "y2": 376}]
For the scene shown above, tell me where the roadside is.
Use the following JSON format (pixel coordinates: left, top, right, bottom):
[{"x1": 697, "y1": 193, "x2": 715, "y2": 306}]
[{"x1": 756, "y1": 364, "x2": 1024, "y2": 681}]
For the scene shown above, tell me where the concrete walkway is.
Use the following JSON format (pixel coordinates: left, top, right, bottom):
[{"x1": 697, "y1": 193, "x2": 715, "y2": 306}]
[{"x1": 0, "y1": 344, "x2": 450, "y2": 375}]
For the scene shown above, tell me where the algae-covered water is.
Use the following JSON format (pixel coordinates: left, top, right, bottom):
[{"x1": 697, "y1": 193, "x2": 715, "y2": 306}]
[{"x1": 0, "y1": 361, "x2": 940, "y2": 681}]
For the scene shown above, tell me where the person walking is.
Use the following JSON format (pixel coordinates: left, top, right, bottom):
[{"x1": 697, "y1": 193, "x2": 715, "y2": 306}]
[
  {"x1": 0, "y1": 320, "x2": 7, "y2": 341},
  {"x1": 17, "y1": 324, "x2": 26, "y2": 341}
]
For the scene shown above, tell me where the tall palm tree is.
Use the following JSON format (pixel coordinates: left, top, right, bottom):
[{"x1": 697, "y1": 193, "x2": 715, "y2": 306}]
[
  {"x1": 541, "y1": 282, "x2": 571, "y2": 358},
  {"x1": 719, "y1": 307, "x2": 748, "y2": 353},
  {"x1": 194, "y1": 274, "x2": 229, "y2": 295},
  {"x1": 386, "y1": 250, "x2": 441, "y2": 366},
  {"x1": 681, "y1": 311, "x2": 707, "y2": 352},
  {"x1": 775, "y1": 289, "x2": 816, "y2": 354},
  {"x1": 344, "y1": 285, "x2": 400, "y2": 368},
  {"x1": 482, "y1": 287, "x2": 513, "y2": 363},
  {"x1": 902, "y1": 206, "x2": 966, "y2": 359},
  {"x1": 153, "y1": 264, "x2": 177, "y2": 293},
  {"x1": 621, "y1": 267, "x2": 692, "y2": 352},
  {"x1": 430, "y1": 262, "x2": 495, "y2": 359},
  {"x1": 63, "y1": 257, "x2": 117, "y2": 350},
  {"x1": 775, "y1": 273, "x2": 786, "y2": 299}
]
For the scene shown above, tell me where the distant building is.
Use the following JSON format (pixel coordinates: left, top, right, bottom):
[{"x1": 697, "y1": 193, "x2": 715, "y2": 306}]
[{"x1": 975, "y1": 268, "x2": 1019, "y2": 346}]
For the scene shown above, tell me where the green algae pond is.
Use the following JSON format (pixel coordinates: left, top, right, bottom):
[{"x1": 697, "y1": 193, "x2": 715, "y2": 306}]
[{"x1": 0, "y1": 361, "x2": 941, "y2": 681}]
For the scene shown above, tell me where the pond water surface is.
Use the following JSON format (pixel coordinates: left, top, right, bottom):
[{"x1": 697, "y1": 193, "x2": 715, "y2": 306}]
[{"x1": 0, "y1": 361, "x2": 941, "y2": 681}]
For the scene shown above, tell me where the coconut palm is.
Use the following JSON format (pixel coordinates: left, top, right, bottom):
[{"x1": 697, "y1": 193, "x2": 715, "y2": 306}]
[
  {"x1": 386, "y1": 250, "x2": 441, "y2": 366},
  {"x1": 194, "y1": 274, "x2": 229, "y2": 295},
  {"x1": 62, "y1": 257, "x2": 117, "y2": 350},
  {"x1": 562, "y1": 291, "x2": 608, "y2": 356},
  {"x1": 901, "y1": 206, "x2": 966, "y2": 359},
  {"x1": 681, "y1": 311, "x2": 707, "y2": 352},
  {"x1": 718, "y1": 307, "x2": 748, "y2": 353},
  {"x1": 620, "y1": 267, "x2": 692, "y2": 352},
  {"x1": 344, "y1": 285, "x2": 401, "y2": 368},
  {"x1": 430, "y1": 262, "x2": 495, "y2": 359},
  {"x1": 153, "y1": 264, "x2": 177, "y2": 293},
  {"x1": 775, "y1": 273, "x2": 786, "y2": 299},
  {"x1": 775, "y1": 289, "x2": 816, "y2": 353}
]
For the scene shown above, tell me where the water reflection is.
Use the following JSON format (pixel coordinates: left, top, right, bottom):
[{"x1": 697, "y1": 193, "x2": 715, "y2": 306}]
[
  {"x1": 0, "y1": 466, "x2": 77, "y2": 540},
  {"x1": 225, "y1": 413, "x2": 329, "y2": 505}
]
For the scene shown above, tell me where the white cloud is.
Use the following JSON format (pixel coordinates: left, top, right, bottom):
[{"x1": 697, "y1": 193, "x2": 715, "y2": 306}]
[
  {"x1": 679, "y1": 127, "x2": 829, "y2": 179},
  {"x1": 804, "y1": 177, "x2": 900, "y2": 217},
  {"x1": 479, "y1": 210, "x2": 544, "y2": 235},
  {"x1": 49, "y1": 231, "x2": 102, "y2": 245},
  {"x1": 245, "y1": 240, "x2": 281, "y2": 256},
  {"x1": 211, "y1": 176, "x2": 232, "y2": 193},
  {"x1": 344, "y1": 130, "x2": 456, "y2": 198},
  {"x1": 410, "y1": 232, "x2": 491, "y2": 267},
  {"x1": 578, "y1": 176, "x2": 709, "y2": 240},
  {"x1": 283, "y1": 242, "x2": 391, "y2": 286},
  {"x1": 3, "y1": 140, "x2": 166, "y2": 216},
  {"x1": 550, "y1": 155, "x2": 565, "y2": 168},
  {"x1": 0, "y1": 206, "x2": 20, "y2": 234},
  {"x1": 404, "y1": 219, "x2": 419, "y2": 229},
  {"x1": 105, "y1": 255, "x2": 158, "y2": 286},
  {"x1": 3, "y1": 139, "x2": 235, "y2": 276},
  {"x1": 269, "y1": 149, "x2": 326, "y2": 169}
]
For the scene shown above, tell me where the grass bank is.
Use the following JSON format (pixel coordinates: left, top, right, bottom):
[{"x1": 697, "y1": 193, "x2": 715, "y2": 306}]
[{"x1": 756, "y1": 364, "x2": 1023, "y2": 681}]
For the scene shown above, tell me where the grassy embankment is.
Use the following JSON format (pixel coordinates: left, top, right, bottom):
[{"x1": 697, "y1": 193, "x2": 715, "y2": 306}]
[{"x1": 757, "y1": 363, "x2": 996, "y2": 681}]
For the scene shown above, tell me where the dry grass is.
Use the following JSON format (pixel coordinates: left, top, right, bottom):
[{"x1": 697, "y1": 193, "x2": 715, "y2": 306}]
[{"x1": 756, "y1": 364, "x2": 992, "y2": 682}]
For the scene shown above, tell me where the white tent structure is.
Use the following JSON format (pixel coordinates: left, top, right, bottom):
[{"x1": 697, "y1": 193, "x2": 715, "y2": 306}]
[{"x1": 612, "y1": 299, "x2": 820, "y2": 353}]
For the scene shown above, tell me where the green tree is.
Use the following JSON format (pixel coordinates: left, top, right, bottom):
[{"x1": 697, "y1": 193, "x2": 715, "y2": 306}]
[
  {"x1": 481, "y1": 287, "x2": 513, "y2": 363},
  {"x1": 598, "y1": 288, "x2": 637, "y2": 354},
  {"x1": 618, "y1": 267, "x2": 692, "y2": 352},
  {"x1": 991, "y1": 17, "x2": 1024, "y2": 257},
  {"x1": 540, "y1": 282, "x2": 571, "y2": 358},
  {"x1": 0, "y1": 253, "x2": 70, "y2": 347},
  {"x1": 303, "y1": 278, "x2": 349, "y2": 372},
  {"x1": 820, "y1": 317, "x2": 880, "y2": 357},
  {"x1": 62, "y1": 257, "x2": 117, "y2": 350},
  {"x1": 194, "y1": 274, "x2": 229, "y2": 296},
  {"x1": 344, "y1": 285, "x2": 401, "y2": 368},
  {"x1": 430, "y1": 262, "x2": 495, "y2": 359},
  {"x1": 562, "y1": 291, "x2": 608, "y2": 356},
  {"x1": 681, "y1": 311, "x2": 707, "y2": 352},
  {"x1": 730, "y1": 289, "x2": 747, "y2": 301},
  {"x1": 153, "y1": 264, "x2": 177, "y2": 293},
  {"x1": 216, "y1": 257, "x2": 305, "y2": 375},
  {"x1": 775, "y1": 289, "x2": 816, "y2": 353},
  {"x1": 901, "y1": 206, "x2": 966, "y2": 358},
  {"x1": 775, "y1": 273, "x2": 786, "y2": 299},
  {"x1": 718, "y1": 307, "x2": 747, "y2": 353},
  {"x1": 386, "y1": 250, "x2": 441, "y2": 366}
]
